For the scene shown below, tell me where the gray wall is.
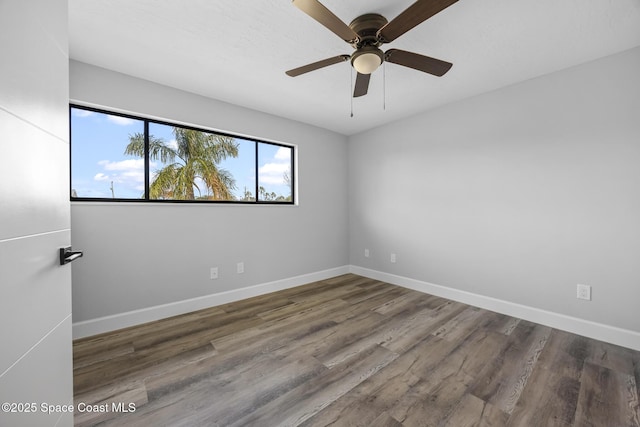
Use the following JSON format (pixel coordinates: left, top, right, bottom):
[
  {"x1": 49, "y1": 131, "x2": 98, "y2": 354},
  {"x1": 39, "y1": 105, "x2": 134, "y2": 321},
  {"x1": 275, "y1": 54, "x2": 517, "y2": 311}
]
[
  {"x1": 70, "y1": 61, "x2": 349, "y2": 322},
  {"x1": 349, "y1": 47, "x2": 640, "y2": 334},
  {"x1": 0, "y1": 0, "x2": 74, "y2": 425}
]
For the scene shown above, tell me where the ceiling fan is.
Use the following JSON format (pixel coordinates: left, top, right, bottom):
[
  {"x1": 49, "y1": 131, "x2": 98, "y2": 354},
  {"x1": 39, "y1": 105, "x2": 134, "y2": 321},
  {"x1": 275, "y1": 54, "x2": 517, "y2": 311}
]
[{"x1": 286, "y1": 0, "x2": 459, "y2": 97}]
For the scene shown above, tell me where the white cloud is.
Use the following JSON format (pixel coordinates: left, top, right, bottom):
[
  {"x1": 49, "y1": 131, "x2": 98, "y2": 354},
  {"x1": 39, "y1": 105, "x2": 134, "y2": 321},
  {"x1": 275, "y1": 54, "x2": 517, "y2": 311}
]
[
  {"x1": 98, "y1": 159, "x2": 145, "y2": 171},
  {"x1": 107, "y1": 115, "x2": 136, "y2": 126},
  {"x1": 259, "y1": 162, "x2": 290, "y2": 185},
  {"x1": 95, "y1": 159, "x2": 145, "y2": 190},
  {"x1": 167, "y1": 139, "x2": 178, "y2": 150},
  {"x1": 274, "y1": 147, "x2": 291, "y2": 160},
  {"x1": 72, "y1": 109, "x2": 95, "y2": 118},
  {"x1": 259, "y1": 148, "x2": 292, "y2": 186},
  {"x1": 259, "y1": 162, "x2": 289, "y2": 174}
]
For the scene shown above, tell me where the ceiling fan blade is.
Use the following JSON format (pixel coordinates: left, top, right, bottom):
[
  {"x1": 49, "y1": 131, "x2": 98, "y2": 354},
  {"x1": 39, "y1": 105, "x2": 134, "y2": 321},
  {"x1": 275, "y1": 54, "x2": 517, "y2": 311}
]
[
  {"x1": 385, "y1": 49, "x2": 452, "y2": 76},
  {"x1": 378, "y1": 0, "x2": 459, "y2": 43},
  {"x1": 292, "y1": 0, "x2": 359, "y2": 43},
  {"x1": 286, "y1": 55, "x2": 350, "y2": 77},
  {"x1": 353, "y1": 72, "x2": 371, "y2": 97}
]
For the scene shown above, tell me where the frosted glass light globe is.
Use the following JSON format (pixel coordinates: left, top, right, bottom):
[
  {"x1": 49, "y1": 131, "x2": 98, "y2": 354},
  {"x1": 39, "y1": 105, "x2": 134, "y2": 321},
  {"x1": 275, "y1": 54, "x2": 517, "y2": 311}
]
[{"x1": 351, "y1": 47, "x2": 383, "y2": 74}]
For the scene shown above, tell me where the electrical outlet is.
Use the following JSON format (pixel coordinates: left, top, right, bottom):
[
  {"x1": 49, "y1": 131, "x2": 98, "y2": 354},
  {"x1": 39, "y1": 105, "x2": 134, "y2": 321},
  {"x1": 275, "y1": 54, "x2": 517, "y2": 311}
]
[
  {"x1": 237, "y1": 262, "x2": 244, "y2": 274},
  {"x1": 390, "y1": 253, "x2": 396, "y2": 263},
  {"x1": 210, "y1": 267, "x2": 218, "y2": 280},
  {"x1": 577, "y1": 284, "x2": 591, "y2": 300},
  {"x1": 364, "y1": 249, "x2": 370, "y2": 258}
]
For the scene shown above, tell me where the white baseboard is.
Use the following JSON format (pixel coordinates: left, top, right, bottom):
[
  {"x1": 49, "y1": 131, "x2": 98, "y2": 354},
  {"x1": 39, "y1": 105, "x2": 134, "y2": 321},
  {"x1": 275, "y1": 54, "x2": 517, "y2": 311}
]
[
  {"x1": 72, "y1": 265, "x2": 350, "y2": 339},
  {"x1": 73, "y1": 264, "x2": 640, "y2": 351},
  {"x1": 349, "y1": 265, "x2": 640, "y2": 351}
]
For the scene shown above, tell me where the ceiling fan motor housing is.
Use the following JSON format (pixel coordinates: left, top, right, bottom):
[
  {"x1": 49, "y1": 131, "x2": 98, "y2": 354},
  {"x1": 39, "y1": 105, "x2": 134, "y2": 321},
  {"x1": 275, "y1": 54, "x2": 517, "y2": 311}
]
[
  {"x1": 348, "y1": 13, "x2": 388, "y2": 48},
  {"x1": 349, "y1": 14, "x2": 388, "y2": 74}
]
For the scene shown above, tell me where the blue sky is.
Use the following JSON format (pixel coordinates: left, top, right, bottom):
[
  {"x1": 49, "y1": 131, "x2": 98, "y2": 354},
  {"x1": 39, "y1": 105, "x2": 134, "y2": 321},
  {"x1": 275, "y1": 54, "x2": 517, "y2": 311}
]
[{"x1": 71, "y1": 108, "x2": 292, "y2": 200}]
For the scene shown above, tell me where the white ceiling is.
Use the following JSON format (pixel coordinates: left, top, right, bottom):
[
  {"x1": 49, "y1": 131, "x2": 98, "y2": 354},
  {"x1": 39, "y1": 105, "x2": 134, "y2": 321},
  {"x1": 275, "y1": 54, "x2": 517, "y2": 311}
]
[{"x1": 69, "y1": 0, "x2": 640, "y2": 136}]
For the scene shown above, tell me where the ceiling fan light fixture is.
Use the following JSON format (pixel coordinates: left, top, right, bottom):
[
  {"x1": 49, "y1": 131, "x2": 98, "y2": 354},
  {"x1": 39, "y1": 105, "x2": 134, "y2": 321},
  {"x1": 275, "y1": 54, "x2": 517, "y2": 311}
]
[
  {"x1": 287, "y1": 0, "x2": 457, "y2": 99},
  {"x1": 351, "y1": 46, "x2": 383, "y2": 74}
]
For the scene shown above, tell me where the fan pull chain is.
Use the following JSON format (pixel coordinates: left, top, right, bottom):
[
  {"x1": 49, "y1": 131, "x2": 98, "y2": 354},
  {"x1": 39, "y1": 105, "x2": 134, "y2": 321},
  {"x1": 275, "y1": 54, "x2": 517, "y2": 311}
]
[
  {"x1": 383, "y1": 60, "x2": 386, "y2": 111},
  {"x1": 350, "y1": 67, "x2": 354, "y2": 118}
]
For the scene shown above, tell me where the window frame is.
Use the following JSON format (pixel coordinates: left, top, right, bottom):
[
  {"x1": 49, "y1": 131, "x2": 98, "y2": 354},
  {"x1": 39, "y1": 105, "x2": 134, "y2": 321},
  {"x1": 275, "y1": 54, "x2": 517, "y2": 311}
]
[{"x1": 69, "y1": 104, "x2": 295, "y2": 205}]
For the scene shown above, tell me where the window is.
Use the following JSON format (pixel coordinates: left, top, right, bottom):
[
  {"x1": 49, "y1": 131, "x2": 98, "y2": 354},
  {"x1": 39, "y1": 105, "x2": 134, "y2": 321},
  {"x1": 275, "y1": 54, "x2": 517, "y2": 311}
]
[
  {"x1": 70, "y1": 105, "x2": 294, "y2": 204},
  {"x1": 70, "y1": 108, "x2": 145, "y2": 199}
]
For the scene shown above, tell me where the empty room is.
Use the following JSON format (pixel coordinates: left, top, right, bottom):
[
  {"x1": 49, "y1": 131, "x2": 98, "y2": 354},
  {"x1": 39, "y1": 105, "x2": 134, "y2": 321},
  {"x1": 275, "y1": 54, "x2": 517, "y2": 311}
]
[{"x1": 1, "y1": 0, "x2": 639, "y2": 426}]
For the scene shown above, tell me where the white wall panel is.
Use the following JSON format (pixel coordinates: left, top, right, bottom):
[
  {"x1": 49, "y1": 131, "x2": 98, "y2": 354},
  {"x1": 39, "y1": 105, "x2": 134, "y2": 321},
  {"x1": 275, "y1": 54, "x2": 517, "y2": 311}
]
[
  {"x1": 0, "y1": 316, "x2": 73, "y2": 427},
  {"x1": 0, "y1": 230, "x2": 71, "y2": 374},
  {"x1": 0, "y1": 0, "x2": 72, "y2": 425},
  {"x1": 0, "y1": 111, "x2": 70, "y2": 240},
  {"x1": 0, "y1": 0, "x2": 69, "y2": 140},
  {"x1": 349, "y1": 46, "x2": 640, "y2": 335}
]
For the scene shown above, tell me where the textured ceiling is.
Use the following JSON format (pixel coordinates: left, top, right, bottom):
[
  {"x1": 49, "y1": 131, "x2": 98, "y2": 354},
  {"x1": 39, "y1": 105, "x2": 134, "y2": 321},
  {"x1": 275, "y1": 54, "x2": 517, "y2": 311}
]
[{"x1": 69, "y1": 0, "x2": 640, "y2": 136}]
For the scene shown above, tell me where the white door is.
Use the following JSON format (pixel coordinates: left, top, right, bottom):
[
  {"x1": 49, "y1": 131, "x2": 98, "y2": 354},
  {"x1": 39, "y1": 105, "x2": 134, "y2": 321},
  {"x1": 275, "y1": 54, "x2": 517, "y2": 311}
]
[{"x1": 0, "y1": 0, "x2": 74, "y2": 426}]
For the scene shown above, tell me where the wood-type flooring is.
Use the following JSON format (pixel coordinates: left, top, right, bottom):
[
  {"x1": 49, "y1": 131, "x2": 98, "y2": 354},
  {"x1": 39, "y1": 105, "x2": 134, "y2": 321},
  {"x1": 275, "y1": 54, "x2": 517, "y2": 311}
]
[{"x1": 73, "y1": 274, "x2": 640, "y2": 426}]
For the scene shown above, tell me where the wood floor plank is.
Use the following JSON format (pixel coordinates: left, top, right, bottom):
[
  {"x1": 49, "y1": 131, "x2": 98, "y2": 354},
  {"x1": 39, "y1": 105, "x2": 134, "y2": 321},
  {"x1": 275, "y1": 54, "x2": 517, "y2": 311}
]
[
  {"x1": 469, "y1": 321, "x2": 551, "y2": 414},
  {"x1": 143, "y1": 352, "x2": 328, "y2": 427},
  {"x1": 496, "y1": 316, "x2": 521, "y2": 336},
  {"x1": 315, "y1": 306, "x2": 435, "y2": 368},
  {"x1": 130, "y1": 306, "x2": 269, "y2": 350},
  {"x1": 534, "y1": 330, "x2": 586, "y2": 380},
  {"x1": 371, "y1": 290, "x2": 449, "y2": 319},
  {"x1": 369, "y1": 411, "x2": 404, "y2": 427},
  {"x1": 381, "y1": 300, "x2": 468, "y2": 354},
  {"x1": 222, "y1": 289, "x2": 297, "y2": 310},
  {"x1": 635, "y1": 351, "x2": 640, "y2": 400},
  {"x1": 585, "y1": 339, "x2": 636, "y2": 376},
  {"x1": 340, "y1": 285, "x2": 409, "y2": 314},
  {"x1": 72, "y1": 306, "x2": 227, "y2": 362},
  {"x1": 287, "y1": 277, "x2": 383, "y2": 305},
  {"x1": 387, "y1": 380, "x2": 466, "y2": 426},
  {"x1": 306, "y1": 324, "x2": 504, "y2": 427},
  {"x1": 74, "y1": 383, "x2": 148, "y2": 427},
  {"x1": 300, "y1": 334, "x2": 451, "y2": 427},
  {"x1": 371, "y1": 292, "x2": 417, "y2": 316},
  {"x1": 118, "y1": 356, "x2": 291, "y2": 426},
  {"x1": 431, "y1": 306, "x2": 485, "y2": 342},
  {"x1": 256, "y1": 297, "x2": 341, "y2": 322},
  {"x1": 75, "y1": 343, "x2": 217, "y2": 396},
  {"x1": 229, "y1": 344, "x2": 399, "y2": 427},
  {"x1": 422, "y1": 329, "x2": 507, "y2": 391},
  {"x1": 72, "y1": 341, "x2": 135, "y2": 370},
  {"x1": 387, "y1": 328, "x2": 507, "y2": 425},
  {"x1": 506, "y1": 330, "x2": 583, "y2": 426},
  {"x1": 574, "y1": 362, "x2": 640, "y2": 427},
  {"x1": 145, "y1": 319, "x2": 338, "y2": 399},
  {"x1": 340, "y1": 281, "x2": 398, "y2": 305},
  {"x1": 74, "y1": 321, "x2": 245, "y2": 394},
  {"x1": 441, "y1": 394, "x2": 509, "y2": 427},
  {"x1": 211, "y1": 300, "x2": 345, "y2": 353},
  {"x1": 275, "y1": 309, "x2": 387, "y2": 362},
  {"x1": 72, "y1": 274, "x2": 640, "y2": 426},
  {"x1": 143, "y1": 345, "x2": 278, "y2": 400}
]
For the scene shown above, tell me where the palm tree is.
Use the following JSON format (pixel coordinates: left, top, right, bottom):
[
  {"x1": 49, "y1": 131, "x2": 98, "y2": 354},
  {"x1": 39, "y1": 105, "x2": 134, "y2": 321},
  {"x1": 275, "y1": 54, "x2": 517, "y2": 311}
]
[{"x1": 125, "y1": 128, "x2": 239, "y2": 200}]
